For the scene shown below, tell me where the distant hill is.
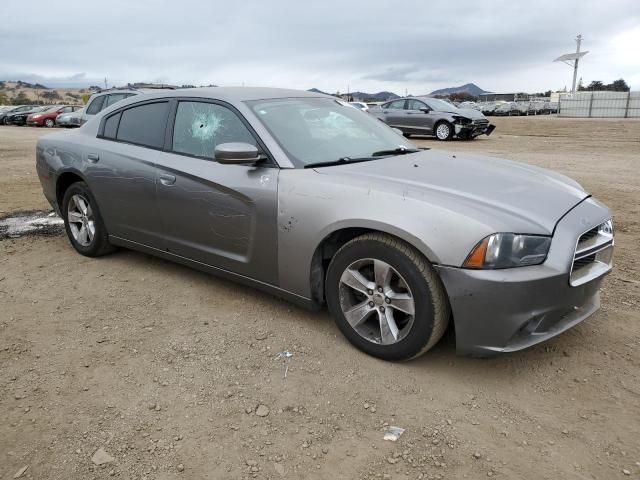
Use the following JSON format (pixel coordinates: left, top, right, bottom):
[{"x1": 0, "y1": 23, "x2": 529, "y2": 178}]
[
  {"x1": 351, "y1": 91, "x2": 400, "y2": 102},
  {"x1": 0, "y1": 81, "x2": 91, "y2": 105},
  {"x1": 307, "y1": 88, "x2": 399, "y2": 102},
  {"x1": 307, "y1": 88, "x2": 330, "y2": 95},
  {"x1": 428, "y1": 83, "x2": 490, "y2": 97}
]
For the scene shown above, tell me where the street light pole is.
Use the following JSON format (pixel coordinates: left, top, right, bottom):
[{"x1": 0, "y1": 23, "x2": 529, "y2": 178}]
[{"x1": 571, "y1": 34, "x2": 582, "y2": 93}]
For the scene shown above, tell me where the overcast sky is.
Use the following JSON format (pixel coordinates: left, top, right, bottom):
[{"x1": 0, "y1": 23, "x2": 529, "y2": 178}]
[{"x1": 2, "y1": 0, "x2": 639, "y2": 94}]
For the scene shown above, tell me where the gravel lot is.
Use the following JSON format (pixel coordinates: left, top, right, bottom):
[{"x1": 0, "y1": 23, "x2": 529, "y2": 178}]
[{"x1": 1, "y1": 117, "x2": 639, "y2": 480}]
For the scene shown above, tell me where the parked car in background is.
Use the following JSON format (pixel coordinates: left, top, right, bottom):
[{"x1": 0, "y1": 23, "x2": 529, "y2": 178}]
[
  {"x1": 0, "y1": 105, "x2": 39, "y2": 125},
  {"x1": 27, "y1": 105, "x2": 83, "y2": 127},
  {"x1": 494, "y1": 102, "x2": 520, "y2": 116},
  {"x1": 6, "y1": 106, "x2": 48, "y2": 126},
  {"x1": 36, "y1": 87, "x2": 613, "y2": 360},
  {"x1": 547, "y1": 101, "x2": 559, "y2": 114},
  {"x1": 372, "y1": 96, "x2": 495, "y2": 140},
  {"x1": 79, "y1": 86, "x2": 176, "y2": 125},
  {"x1": 459, "y1": 101, "x2": 481, "y2": 111},
  {"x1": 349, "y1": 101, "x2": 369, "y2": 112},
  {"x1": 56, "y1": 107, "x2": 85, "y2": 128}
]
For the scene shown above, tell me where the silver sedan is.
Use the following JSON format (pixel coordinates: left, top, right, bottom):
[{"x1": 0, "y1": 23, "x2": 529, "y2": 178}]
[{"x1": 36, "y1": 88, "x2": 613, "y2": 360}]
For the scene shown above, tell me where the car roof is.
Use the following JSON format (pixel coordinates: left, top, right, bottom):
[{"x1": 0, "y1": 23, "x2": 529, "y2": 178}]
[{"x1": 108, "y1": 87, "x2": 329, "y2": 103}]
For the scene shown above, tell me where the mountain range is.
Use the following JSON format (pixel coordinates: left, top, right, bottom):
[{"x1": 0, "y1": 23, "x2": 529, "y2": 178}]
[
  {"x1": 308, "y1": 83, "x2": 490, "y2": 100},
  {"x1": 427, "y1": 83, "x2": 490, "y2": 96}
]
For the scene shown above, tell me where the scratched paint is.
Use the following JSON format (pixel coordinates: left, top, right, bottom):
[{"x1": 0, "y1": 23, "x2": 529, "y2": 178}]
[{"x1": 0, "y1": 211, "x2": 64, "y2": 240}]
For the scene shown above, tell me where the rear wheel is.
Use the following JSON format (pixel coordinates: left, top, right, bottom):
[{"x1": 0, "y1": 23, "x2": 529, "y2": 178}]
[
  {"x1": 434, "y1": 121, "x2": 453, "y2": 141},
  {"x1": 326, "y1": 233, "x2": 450, "y2": 361},
  {"x1": 62, "y1": 182, "x2": 115, "y2": 257}
]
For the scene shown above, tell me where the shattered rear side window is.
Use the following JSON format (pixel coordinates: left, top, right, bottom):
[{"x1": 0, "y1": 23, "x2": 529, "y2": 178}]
[{"x1": 172, "y1": 102, "x2": 256, "y2": 159}]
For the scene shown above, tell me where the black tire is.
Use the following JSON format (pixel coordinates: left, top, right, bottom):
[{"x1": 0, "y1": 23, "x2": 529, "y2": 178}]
[
  {"x1": 61, "y1": 181, "x2": 115, "y2": 257},
  {"x1": 434, "y1": 121, "x2": 454, "y2": 141},
  {"x1": 325, "y1": 233, "x2": 450, "y2": 361},
  {"x1": 44, "y1": 118, "x2": 55, "y2": 128}
]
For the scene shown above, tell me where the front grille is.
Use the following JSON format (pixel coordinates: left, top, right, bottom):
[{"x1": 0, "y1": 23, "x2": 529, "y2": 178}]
[
  {"x1": 572, "y1": 254, "x2": 596, "y2": 271},
  {"x1": 473, "y1": 119, "x2": 489, "y2": 126},
  {"x1": 570, "y1": 220, "x2": 614, "y2": 287},
  {"x1": 579, "y1": 226, "x2": 599, "y2": 242}
]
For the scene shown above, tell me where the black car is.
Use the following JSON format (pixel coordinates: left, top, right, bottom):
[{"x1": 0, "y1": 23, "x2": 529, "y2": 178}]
[
  {"x1": 6, "y1": 106, "x2": 49, "y2": 126},
  {"x1": 0, "y1": 105, "x2": 39, "y2": 125}
]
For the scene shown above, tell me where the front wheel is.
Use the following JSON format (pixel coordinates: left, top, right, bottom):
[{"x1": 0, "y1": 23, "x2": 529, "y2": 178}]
[
  {"x1": 44, "y1": 118, "x2": 55, "y2": 128},
  {"x1": 325, "y1": 233, "x2": 450, "y2": 361},
  {"x1": 62, "y1": 182, "x2": 115, "y2": 257},
  {"x1": 434, "y1": 121, "x2": 453, "y2": 141}
]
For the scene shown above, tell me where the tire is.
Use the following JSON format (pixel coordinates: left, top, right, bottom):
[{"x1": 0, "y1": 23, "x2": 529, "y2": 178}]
[
  {"x1": 44, "y1": 118, "x2": 55, "y2": 128},
  {"x1": 61, "y1": 181, "x2": 115, "y2": 257},
  {"x1": 434, "y1": 121, "x2": 453, "y2": 141},
  {"x1": 325, "y1": 233, "x2": 450, "y2": 361}
]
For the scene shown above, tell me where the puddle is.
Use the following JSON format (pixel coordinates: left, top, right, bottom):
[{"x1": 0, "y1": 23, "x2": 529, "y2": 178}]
[{"x1": 0, "y1": 211, "x2": 65, "y2": 240}]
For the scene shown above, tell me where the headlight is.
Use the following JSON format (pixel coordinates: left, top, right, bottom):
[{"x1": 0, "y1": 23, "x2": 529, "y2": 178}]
[
  {"x1": 452, "y1": 115, "x2": 472, "y2": 125},
  {"x1": 463, "y1": 233, "x2": 551, "y2": 269}
]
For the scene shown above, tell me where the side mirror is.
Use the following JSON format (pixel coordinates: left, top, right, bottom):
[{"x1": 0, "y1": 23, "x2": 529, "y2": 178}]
[
  {"x1": 392, "y1": 128, "x2": 404, "y2": 135},
  {"x1": 420, "y1": 108, "x2": 431, "y2": 113},
  {"x1": 214, "y1": 142, "x2": 263, "y2": 165}
]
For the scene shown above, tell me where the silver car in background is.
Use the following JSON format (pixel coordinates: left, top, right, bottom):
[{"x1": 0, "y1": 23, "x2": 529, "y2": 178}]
[
  {"x1": 372, "y1": 97, "x2": 495, "y2": 140},
  {"x1": 36, "y1": 87, "x2": 613, "y2": 360}
]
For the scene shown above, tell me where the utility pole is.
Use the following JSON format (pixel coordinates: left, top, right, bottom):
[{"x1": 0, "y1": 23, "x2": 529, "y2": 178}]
[
  {"x1": 571, "y1": 34, "x2": 582, "y2": 93},
  {"x1": 553, "y1": 35, "x2": 588, "y2": 94},
  {"x1": 104, "y1": 77, "x2": 108, "y2": 89}
]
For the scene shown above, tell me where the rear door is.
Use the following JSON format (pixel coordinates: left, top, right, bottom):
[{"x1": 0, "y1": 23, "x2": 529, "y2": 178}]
[
  {"x1": 154, "y1": 99, "x2": 279, "y2": 284},
  {"x1": 89, "y1": 100, "x2": 169, "y2": 248},
  {"x1": 379, "y1": 99, "x2": 407, "y2": 129}
]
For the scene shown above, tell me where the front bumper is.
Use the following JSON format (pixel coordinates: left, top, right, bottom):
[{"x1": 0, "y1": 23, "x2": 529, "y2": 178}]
[
  {"x1": 435, "y1": 197, "x2": 612, "y2": 356},
  {"x1": 455, "y1": 122, "x2": 495, "y2": 138}
]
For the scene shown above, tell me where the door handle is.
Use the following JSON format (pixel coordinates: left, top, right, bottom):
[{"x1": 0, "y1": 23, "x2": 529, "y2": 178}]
[
  {"x1": 159, "y1": 173, "x2": 176, "y2": 186},
  {"x1": 87, "y1": 153, "x2": 100, "y2": 163}
]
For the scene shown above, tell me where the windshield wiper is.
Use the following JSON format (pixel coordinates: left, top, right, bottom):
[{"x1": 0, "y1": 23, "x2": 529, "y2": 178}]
[
  {"x1": 303, "y1": 147, "x2": 423, "y2": 169},
  {"x1": 370, "y1": 147, "x2": 421, "y2": 156},
  {"x1": 303, "y1": 157, "x2": 376, "y2": 169}
]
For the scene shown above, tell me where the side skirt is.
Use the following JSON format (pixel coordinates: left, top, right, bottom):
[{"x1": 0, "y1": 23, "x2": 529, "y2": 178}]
[{"x1": 109, "y1": 235, "x2": 320, "y2": 311}]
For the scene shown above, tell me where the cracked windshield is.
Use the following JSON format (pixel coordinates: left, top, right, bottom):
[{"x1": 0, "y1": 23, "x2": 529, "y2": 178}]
[
  {"x1": 249, "y1": 98, "x2": 409, "y2": 166},
  {"x1": 172, "y1": 101, "x2": 256, "y2": 158}
]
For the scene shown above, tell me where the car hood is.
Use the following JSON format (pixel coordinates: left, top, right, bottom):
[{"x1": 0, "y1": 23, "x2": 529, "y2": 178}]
[
  {"x1": 435, "y1": 107, "x2": 485, "y2": 120},
  {"x1": 312, "y1": 150, "x2": 588, "y2": 234}
]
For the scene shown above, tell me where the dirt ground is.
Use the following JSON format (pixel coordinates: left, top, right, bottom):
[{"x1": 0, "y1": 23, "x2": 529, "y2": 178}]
[{"x1": 1, "y1": 117, "x2": 639, "y2": 480}]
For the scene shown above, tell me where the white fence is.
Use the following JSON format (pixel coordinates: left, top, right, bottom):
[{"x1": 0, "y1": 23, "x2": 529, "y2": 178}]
[{"x1": 559, "y1": 91, "x2": 640, "y2": 118}]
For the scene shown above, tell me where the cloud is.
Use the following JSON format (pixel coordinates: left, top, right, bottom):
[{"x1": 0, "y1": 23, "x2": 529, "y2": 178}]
[{"x1": 1, "y1": 0, "x2": 639, "y2": 94}]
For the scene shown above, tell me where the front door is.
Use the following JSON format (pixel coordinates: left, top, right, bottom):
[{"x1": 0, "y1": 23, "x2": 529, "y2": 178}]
[
  {"x1": 404, "y1": 99, "x2": 434, "y2": 135},
  {"x1": 155, "y1": 99, "x2": 279, "y2": 285}
]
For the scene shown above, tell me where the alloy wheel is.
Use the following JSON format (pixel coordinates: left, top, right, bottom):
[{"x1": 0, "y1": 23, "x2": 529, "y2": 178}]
[
  {"x1": 338, "y1": 258, "x2": 415, "y2": 345},
  {"x1": 436, "y1": 123, "x2": 450, "y2": 140},
  {"x1": 67, "y1": 194, "x2": 95, "y2": 247}
]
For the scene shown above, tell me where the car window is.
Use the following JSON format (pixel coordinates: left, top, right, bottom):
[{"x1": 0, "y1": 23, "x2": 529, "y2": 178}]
[
  {"x1": 86, "y1": 95, "x2": 106, "y2": 115},
  {"x1": 384, "y1": 100, "x2": 406, "y2": 110},
  {"x1": 115, "y1": 102, "x2": 169, "y2": 149},
  {"x1": 172, "y1": 101, "x2": 256, "y2": 159},
  {"x1": 103, "y1": 112, "x2": 121, "y2": 139},
  {"x1": 62, "y1": 106, "x2": 73, "y2": 113},
  {"x1": 406, "y1": 99, "x2": 428, "y2": 111},
  {"x1": 105, "y1": 93, "x2": 132, "y2": 107},
  {"x1": 250, "y1": 97, "x2": 409, "y2": 166}
]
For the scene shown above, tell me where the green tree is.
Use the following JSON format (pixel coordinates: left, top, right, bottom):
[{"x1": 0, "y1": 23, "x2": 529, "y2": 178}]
[
  {"x1": 11, "y1": 91, "x2": 30, "y2": 105},
  {"x1": 609, "y1": 79, "x2": 630, "y2": 92}
]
